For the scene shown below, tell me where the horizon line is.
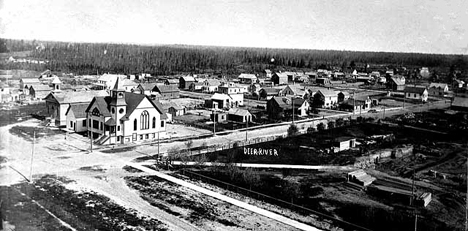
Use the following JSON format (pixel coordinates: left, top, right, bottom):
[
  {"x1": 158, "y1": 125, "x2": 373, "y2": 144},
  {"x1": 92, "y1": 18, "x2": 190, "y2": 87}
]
[{"x1": 2, "y1": 36, "x2": 467, "y2": 56}]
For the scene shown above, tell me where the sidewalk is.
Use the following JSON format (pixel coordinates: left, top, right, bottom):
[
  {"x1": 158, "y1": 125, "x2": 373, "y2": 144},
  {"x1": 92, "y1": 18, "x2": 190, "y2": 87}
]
[{"x1": 127, "y1": 163, "x2": 322, "y2": 231}]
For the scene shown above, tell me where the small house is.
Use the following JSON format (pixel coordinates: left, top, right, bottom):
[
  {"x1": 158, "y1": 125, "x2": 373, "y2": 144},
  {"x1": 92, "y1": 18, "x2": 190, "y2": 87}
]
[
  {"x1": 29, "y1": 84, "x2": 52, "y2": 100},
  {"x1": 271, "y1": 73, "x2": 288, "y2": 85},
  {"x1": 65, "y1": 103, "x2": 89, "y2": 132},
  {"x1": 135, "y1": 83, "x2": 156, "y2": 95},
  {"x1": 202, "y1": 79, "x2": 221, "y2": 93},
  {"x1": 333, "y1": 137, "x2": 356, "y2": 152},
  {"x1": 280, "y1": 85, "x2": 306, "y2": 97},
  {"x1": 428, "y1": 83, "x2": 449, "y2": 96},
  {"x1": 238, "y1": 73, "x2": 257, "y2": 84},
  {"x1": 179, "y1": 76, "x2": 195, "y2": 90},
  {"x1": 313, "y1": 89, "x2": 338, "y2": 108},
  {"x1": 404, "y1": 86, "x2": 428, "y2": 102},
  {"x1": 387, "y1": 76, "x2": 406, "y2": 91},
  {"x1": 258, "y1": 88, "x2": 281, "y2": 100},
  {"x1": 153, "y1": 85, "x2": 180, "y2": 99},
  {"x1": 227, "y1": 108, "x2": 252, "y2": 123},
  {"x1": 164, "y1": 78, "x2": 179, "y2": 86},
  {"x1": 189, "y1": 82, "x2": 204, "y2": 92},
  {"x1": 20, "y1": 78, "x2": 41, "y2": 89},
  {"x1": 347, "y1": 169, "x2": 376, "y2": 187}
]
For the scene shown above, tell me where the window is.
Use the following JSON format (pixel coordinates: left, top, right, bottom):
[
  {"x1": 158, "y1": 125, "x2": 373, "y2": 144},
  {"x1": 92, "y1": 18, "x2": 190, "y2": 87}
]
[
  {"x1": 92, "y1": 108, "x2": 100, "y2": 116},
  {"x1": 117, "y1": 136, "x2": 120, "y2": 141},
  {"x1": 83, "y1": 120, "x2": 87, "y2": 127},
  {"x1": 145, "y1": 134, "x2": 149, "y2": 139},
  {"x1": 117, "y1": 126, "x2": 120, "y2": 131},
  {"x1": 119, "y1": 108, "x2": 124, "y2": 114},
  {"x1": 152, "y1": 117, "x2": 156, "y2": 128},
  {"x1": 140, "y1": 110, "x2": 149, "y2": 130},
  {"x1": 161, "y1": 121, "x2": 165, "y2": 128},
  {"x1": 414, "y1": 93, "x2": 416, "y2": 97},
  {"x1": 93, "y1": 120, "x2": 99, "y2": 129},
  {"x1": 100, "y1": 122, "x2": 103, "y2": 130},
  {"x1": 111, "y1": 108, "x2": 115, "y2": 114},
  {"x1": 70, "y1": 121, "x2": 73, "y2": 127},
  {"x1": 133, "y1": 119, "x2": 137, "y2": 131},
  {"x1": 139, "y1": 135, "x2": 143, "y2": 140}
]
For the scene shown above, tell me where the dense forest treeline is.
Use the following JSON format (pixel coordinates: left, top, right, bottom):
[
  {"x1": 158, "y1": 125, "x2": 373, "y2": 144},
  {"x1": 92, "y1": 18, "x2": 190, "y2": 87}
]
[{"x1": 1, "y1": 38, "x2": 467, "y2": 76}]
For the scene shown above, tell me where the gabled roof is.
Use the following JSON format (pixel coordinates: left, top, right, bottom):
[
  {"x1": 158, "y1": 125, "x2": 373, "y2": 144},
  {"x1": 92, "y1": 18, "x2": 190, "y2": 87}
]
[
  {"x1": 66, "y1": 103, "x2": 90, "y2": 118},
  {"x1": 428, "y1": 83, "x2": 448, "y2": 89},
  {"x1": 283, "y1": 85, "x2": 306, "y2": 95},
  {"x1": 30, "y1": 84, "x2": 52, "y2": 91},
  {"x1": 273, "y1": 72, "x2": 288, "y2": 78},
  {"x1": 271, "y1": 96, "x2": 296, "y2": 110},
  {"x1": 317, "y1": 89, "x2": 338, "y2": 97},
  {"x1": 51, "y1": 76, "x2": 62, "y2": 84},
  {"x1": 228, "y1": 108, "x2": 252, "y2": 116},
  {"x1": 138, "y1": 83, "x2": 156, "y2": 91},
  {"x1": 165, "y1": 78, "x2": 179, "y2": 84},
  {"x1": 47, "y1": 90, "x2": 109, "y2": 104},
  {"x1": 85, "y1": 92, "x2": 167, "y2": 120},
  {"x1": 260, "y1": 88, "x2": 281, "y2": 95},
  {"x1": 405, "y1": 86, "x2": 427, "y2": 94},
  {"x1": 204, "y1": 79, "x2": 221, "y2": 86},
  {"x1": 154, "y1": 85, "x2": 179, "y2": 93},
  {"x1": 122, "y1": 79, "x2": 138, "y2": 87},
  {"x1": 180, "y1": 76, "x2": 195, "y2": 82},
  {"x1": 292, "y1": 98, "x2": 306, "y2": 107},
  {"x1": 21, "y1": 78, "x2": 41, "y2": 83},
  {"x1": 390, "y1": 76, "x2": 405, "y2": 85},
  {"x1": 211, "y1": 93, "x2": 232, "y2": 100},
  {"x1": 238, "y1": 73, "x2": 257, "y2": 79}
]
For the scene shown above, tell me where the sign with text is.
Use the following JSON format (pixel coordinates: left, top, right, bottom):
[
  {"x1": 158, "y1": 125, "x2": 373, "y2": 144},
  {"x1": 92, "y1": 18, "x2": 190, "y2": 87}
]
[{"x1": 243, "y1": 147, "x2": 279, "y2": 156}]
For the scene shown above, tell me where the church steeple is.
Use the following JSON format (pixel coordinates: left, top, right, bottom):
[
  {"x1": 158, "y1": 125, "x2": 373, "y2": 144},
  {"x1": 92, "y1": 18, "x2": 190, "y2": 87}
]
[
  {"x1": 110, "y1": 77, "x2": 127, "y2": 107},
  {"x1": 52, "y1": 76, "x2": 62, "y2": 92}
]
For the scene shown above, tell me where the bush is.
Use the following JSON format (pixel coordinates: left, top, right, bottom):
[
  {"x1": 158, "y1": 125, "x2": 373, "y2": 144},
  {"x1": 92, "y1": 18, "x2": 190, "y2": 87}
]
[
  {"x1": 307, "y1": 126, "x2": 316, "y2": 134},
  {"x1": 336, "y1": 118, "x2": 344, "y2": 127},
  {"x1": 287, "y1": 124, "x2": 299, "y2": 136},
  {"x1": 317, "y1": 122, "x2": 326, "y2": 131},
  {"x1": 328, "y1": 121, "x2": 336, "y2": 129}
]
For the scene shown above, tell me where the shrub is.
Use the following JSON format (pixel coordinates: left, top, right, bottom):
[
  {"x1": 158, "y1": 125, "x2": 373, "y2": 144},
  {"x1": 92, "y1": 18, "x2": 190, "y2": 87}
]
[
  {"x1": 317, "y1": 122, "x2": 326, "y2": 131},
  {"x1": 307, "y1": 126, "x2": 316, "y2": 134},
  {"x1": 328, "y1": 121, "x2": 336, "y2": 129},
  {"x1": 287, "y1": 124, "x2": 299, "y2": 136}
]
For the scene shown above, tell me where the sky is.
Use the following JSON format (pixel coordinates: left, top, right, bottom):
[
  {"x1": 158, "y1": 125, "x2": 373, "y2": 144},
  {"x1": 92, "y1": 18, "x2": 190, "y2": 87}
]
[{"x1": 0, "y1": 0, "x2": 467, "y2": 54}]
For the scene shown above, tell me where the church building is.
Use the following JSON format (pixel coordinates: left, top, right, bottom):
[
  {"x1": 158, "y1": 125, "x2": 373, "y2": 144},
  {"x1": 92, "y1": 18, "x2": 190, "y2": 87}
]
[{"x1": 85, "y1": 78, "x2": 167, "y2": 145}]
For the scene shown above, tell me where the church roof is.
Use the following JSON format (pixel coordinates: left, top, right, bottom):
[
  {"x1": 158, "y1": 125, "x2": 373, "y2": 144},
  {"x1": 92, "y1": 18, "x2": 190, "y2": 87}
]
[{"x1": 85, "y1": 92, "x2": 167, "y2": 120}]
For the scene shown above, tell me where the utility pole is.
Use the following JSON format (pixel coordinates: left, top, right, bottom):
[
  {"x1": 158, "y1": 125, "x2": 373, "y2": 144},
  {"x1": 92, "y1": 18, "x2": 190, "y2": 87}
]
[
  {"x1": 89, "y1": 130, "x2": 93, "y2": 153},
  {"x1": 29, "y1": 130, "x2": 35, "y2": 182},
  {"x1": 353, "y1": 91, "x2": 356, "y2": 117},
  {"x1": 414, "y1": 214, "x2": 418, "y2": 231},
  {"x1": 213, "y1": 110, "x2": 216, "y2": 135},
  {"x1": 157, "y1": 129, "x2": 160, "y2": 159},
  {"x1": 291, "y1": 97, "x2": 294, "y2": 124},
  {"x1": 245, "y1": 118, "x2": 248, "y2": 142}
]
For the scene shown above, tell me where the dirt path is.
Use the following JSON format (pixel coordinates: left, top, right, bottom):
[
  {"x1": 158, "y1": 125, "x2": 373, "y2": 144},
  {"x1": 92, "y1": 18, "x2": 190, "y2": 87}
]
[
  {"x1": 127, "y1": 162, "x2": 322, "y2": 231},
  {"x1": 65, "y1": 168, "x2": 203, "y2": 231}
]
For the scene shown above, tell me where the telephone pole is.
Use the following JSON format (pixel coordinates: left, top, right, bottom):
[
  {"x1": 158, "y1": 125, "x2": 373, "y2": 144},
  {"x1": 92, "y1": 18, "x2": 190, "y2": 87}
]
[{"x1": 29, "y1": 130, "x2": 35, "y2": 182}]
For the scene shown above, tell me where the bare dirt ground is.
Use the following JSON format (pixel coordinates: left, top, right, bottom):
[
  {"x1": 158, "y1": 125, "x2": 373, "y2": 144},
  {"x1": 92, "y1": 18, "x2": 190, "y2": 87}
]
[{"x1": 0, "y1": 119, "x2": 316, "y2": 230}]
